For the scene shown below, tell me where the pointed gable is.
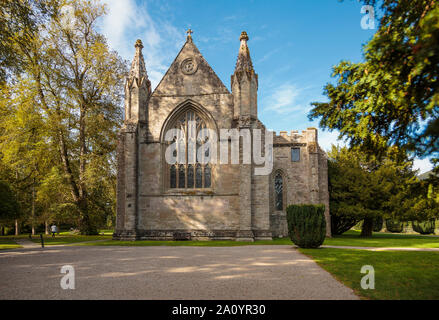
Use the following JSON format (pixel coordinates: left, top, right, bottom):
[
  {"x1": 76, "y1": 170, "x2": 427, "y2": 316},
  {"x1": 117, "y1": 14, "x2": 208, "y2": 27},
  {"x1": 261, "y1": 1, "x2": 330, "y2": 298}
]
[{"x1": 152, "y1": 37, "x2": 230, "y2": 97}]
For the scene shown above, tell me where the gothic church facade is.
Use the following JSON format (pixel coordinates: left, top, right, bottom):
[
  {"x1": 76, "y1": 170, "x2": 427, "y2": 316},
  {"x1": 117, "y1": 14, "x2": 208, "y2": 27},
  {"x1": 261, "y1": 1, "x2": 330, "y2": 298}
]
[{"x1": 114, "y1": 31, "x2": 330, "y2": 241}]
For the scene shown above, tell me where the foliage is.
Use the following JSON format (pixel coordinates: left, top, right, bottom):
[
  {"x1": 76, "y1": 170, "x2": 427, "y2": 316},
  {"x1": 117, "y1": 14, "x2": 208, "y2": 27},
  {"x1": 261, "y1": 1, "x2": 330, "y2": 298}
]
[
  {"x1": 331, "y1": 213, "x2": 359, "y2": 235},
  {"x1": 327, "y1": 145, "x2": 420, "y2": 237},
  {"x1": 386, "y1": 219, "x2": 404, "y2": 233},
  {"x1": 373, "y1": 216, "x2": 383, "y2": 232},
  {"x1": 286, "y1": 204, "x2": 326, "y2": 248},
  {"x1": 0, "y1": 0, "x2": 128, "y2": 234},
  {"x1": 0, "y1": 180, "x2": 19, "y2": 223},
  {"x1": 0, "y1": 0, "x2": 53, "y2": 84},
  {"x1": 309, "y1": 0, "x2": 439, "y2": 162},
  {"x1": 412, "y1": 219, "x2": 436, "y2": 234}
]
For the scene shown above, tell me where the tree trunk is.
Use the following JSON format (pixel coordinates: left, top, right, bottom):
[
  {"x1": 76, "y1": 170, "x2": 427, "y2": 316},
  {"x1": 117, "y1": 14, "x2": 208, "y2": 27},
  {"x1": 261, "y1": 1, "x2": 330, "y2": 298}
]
[
  {"x1": 361, "y1": 217, "x2": 374, "y2": 237},
  {"x1": 78, "y1": 199, "x2": 97, "y2": 235},
  {"x1": 78, "y1": 107, "x2": 94, "y2": 235},
  {"x1": 45, "y1": 220, "x2": 49, "y2": 235},
  {"x1": 57, "y1": 130, "x2": 96, "y2": 234},
  {"x1": 15, "y1": 219, "x2": 20, "y2": 235},
  {"x1": 0, "y1": 226, "x2": 4, "y2": 236},
  {"x1": 31, "y1": 181, "x2": 35, "y2": 235}
]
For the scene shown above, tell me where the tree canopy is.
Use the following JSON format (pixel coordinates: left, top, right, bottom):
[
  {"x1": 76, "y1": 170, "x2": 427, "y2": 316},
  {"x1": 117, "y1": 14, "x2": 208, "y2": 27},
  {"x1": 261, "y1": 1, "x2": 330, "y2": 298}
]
[
  {"x1": 0, "y1": 0, "x2": 128, "y2": 234},
  {"x1": 327, "y1": 145, "x2": 435, "y2": 236},
  {"x1": 309, "y1": 0, "x2": 438, "y2": 161},
  {"x1": 0, "y1": 180, "x2": 19, "y2": 224}
]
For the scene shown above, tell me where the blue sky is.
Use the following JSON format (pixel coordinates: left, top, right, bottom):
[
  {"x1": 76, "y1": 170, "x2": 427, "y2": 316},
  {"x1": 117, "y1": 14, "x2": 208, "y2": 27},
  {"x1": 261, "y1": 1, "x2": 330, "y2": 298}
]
[{"x1": 98, "y1": 0, "x2": 432, "y2": 173}]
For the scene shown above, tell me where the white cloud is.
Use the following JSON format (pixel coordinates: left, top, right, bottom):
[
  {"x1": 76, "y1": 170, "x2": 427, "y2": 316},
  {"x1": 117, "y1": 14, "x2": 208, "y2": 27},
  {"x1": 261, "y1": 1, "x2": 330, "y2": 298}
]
[
  {"x1": 99, "y1": 0, "x2": 184, "y2": 89},
  {"x1": 263, "y1": 83, "x2": 306, "y2": 114},
  {"x1": 256, "y1": 48, "x2": 281, "y2": 64},
  {"x1": 413, "y1": 158, "x2": 433, "y2": 174},
  {"x1": 317, "y1": 130, "x2": 346, "y2": 153},
  {"x1": 100, "y1": 0, "x2": 137, "y2": 57}
]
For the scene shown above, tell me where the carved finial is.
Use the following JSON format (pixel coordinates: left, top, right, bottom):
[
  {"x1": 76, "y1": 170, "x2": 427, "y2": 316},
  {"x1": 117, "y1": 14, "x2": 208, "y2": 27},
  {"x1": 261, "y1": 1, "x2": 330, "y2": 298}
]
[
  {"x1": 240, "y1": 31, "x2": 249, "y2": 41},
  {"x1": 186, "y1": 28, "x2": 193, "y2": 42},
  {"x1": 135, "y1": 39, "x2": 143, "y2": 49},
  {"x1": 234, "y1": 31, "x2": 254, "y2": 74},
  {"x1": 129, "y1": 39, "x2": 148, "y2": 81}
]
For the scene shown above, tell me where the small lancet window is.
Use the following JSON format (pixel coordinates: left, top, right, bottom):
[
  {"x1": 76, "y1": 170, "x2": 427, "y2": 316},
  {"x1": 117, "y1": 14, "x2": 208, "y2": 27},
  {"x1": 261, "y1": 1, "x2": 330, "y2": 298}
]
[
  {"x1": 291, "y1": 148, "x2": 300, "y2": 162},
  {"x1": 275, "y1": 172, "x2": 283, "y2": 211}
]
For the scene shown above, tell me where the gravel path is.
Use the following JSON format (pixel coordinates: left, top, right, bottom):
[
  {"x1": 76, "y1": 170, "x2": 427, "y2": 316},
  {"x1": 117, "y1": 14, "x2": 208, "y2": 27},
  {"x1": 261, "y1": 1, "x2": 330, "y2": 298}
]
[
  {"x1": 0, "y1": 245, "x2": 358, "y2": 300},
  {"x1": 13, "y1": 239, "x2": 41, "y2": 249}
]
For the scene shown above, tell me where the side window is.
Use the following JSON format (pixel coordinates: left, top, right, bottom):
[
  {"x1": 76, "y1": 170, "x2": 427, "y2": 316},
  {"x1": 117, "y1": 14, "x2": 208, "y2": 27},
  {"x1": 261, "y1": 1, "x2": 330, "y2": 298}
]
[
  {"x1": 274, "y1": 172, "x2": 283, "y2": 211},
  {"x1": 291, "y1": 148, "x2": 300, "y2": 162}
]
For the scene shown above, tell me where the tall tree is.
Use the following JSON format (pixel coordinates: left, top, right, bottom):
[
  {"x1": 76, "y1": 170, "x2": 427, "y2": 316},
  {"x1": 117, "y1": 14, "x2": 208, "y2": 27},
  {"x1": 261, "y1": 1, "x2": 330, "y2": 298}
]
[
  {"x1": 328, "y1": 145, "x2": 421, "y2": 237},
  {"x1": 1, "y1": 0, "x2": 127, "y2": 234},
  {"x1": 309, "y1": 0, "x2": 438, "y2": 160},
  {"x1": 0, "y1": 78, "x2": 52, "y2": 234},
  {"x1": 0, "y1": 0, "x2": 53, "y2": 84},
  {"x1": 0, "y1": 180, "x2": 19, "y2": 235}
]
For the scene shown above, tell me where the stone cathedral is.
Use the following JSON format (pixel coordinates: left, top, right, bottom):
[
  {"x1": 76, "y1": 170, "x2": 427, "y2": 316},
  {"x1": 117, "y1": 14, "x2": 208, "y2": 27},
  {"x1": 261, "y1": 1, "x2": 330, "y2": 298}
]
[{"x1": 114, "y1": 31, "x2": 330, "y2": 241}]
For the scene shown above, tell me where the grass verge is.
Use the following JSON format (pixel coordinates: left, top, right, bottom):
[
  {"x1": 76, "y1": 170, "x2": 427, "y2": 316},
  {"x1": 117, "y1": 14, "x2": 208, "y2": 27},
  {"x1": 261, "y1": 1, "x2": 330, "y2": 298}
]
[
  {"x1": 74, "y1": 238, "x2": 291, "y2": 247},
  {"x1": 29, "y1": 234, "x2": 112, "y2": 246},
  {"x1": 299, "y1": 247, "x2": 439, "y2": 300},
  {"x1": 72, "y1": 230, "x2": 439, "y2": 248},
  {"x1": 323, "y1": 230, "x2": 439, "y2": 248},
  {"x1": 0, "y1": 240, "x2": 22, "y2": 250},
  {"x1": 1, "y1": 230, "x2": 438, "y2": 248}
]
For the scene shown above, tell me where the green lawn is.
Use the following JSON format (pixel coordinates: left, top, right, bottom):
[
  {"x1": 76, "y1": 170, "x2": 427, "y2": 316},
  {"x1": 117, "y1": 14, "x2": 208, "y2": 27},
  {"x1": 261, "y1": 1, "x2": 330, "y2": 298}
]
[
  {"x1": 0, "y1": 230, "x2": 113, "y2": 246},
  {"x1": 1, "y1": 229, "x2": 438, "y2": 248},
  {"x1": 71, "y1": 230, "x2": 439, "y2": 248},
  {"x1": 29, "y1": 234, "x2": 112, "y2": 245},
  {"x1": 74, "y1": 238, "x2": 290, "y2": 247},
  {"x1": 0, "y1": 240, "x2": 22, "y2": 250},
  {"x1": 299, "y1": 248, "x2": 439, "y2": 300},
  {"x1": 323, "y1": 230, "x2": 439, "y2": 248}
]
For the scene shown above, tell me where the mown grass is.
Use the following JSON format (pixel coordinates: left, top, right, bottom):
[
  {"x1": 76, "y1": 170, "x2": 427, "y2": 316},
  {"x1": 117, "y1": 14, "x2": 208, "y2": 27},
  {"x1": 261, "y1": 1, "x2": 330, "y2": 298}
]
[
  {"x1": 1, "y1": 229, "x2": 438, "y2": 248},
  {"x1": 299, "y1": 248, "x2": 439, "y2": 300},
  {"x1": 29, "y1": 234, "x2": 112, "y2": 245},
  {"x1": 72, "y1": 230, "x2": 439, "y2": 248},
  {"x1": 0, "y1": 230, "x2": 112, "y2": 246},
  {"x1": 74, "y1": 238, "x2": 291, "y2": 247},
  {"x1": 0, "y1": 240, "x2": 22, "y2": 250},
  {"x1": 323, "y1": 230, "x2": 439, "y2": 248}
]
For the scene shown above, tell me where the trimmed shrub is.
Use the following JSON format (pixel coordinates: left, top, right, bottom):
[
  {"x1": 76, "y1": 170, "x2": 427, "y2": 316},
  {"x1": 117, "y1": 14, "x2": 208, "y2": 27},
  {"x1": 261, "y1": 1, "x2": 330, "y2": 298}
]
[
  {"x1": 286, "y1": 204, "x2": 326, "y2": 248},
  {"x1": 385, "y1": 219, "x2": 404, "y2": 233},
  {"x1": 373, "y1": 216, "x2": 384, "y2": 232},
  {"x1": 412, "y1": 219, "x2": 436, "y2": 235}
]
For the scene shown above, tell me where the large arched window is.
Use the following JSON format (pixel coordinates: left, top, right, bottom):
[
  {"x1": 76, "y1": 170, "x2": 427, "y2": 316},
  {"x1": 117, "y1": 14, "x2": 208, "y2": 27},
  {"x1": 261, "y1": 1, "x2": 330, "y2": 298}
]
[
  {"x1": 166, "y1": 109, "x2": 213, "y2": 189},
  {"x1": 274, "y1": 172, "x2": 284, "y2": 211}
]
